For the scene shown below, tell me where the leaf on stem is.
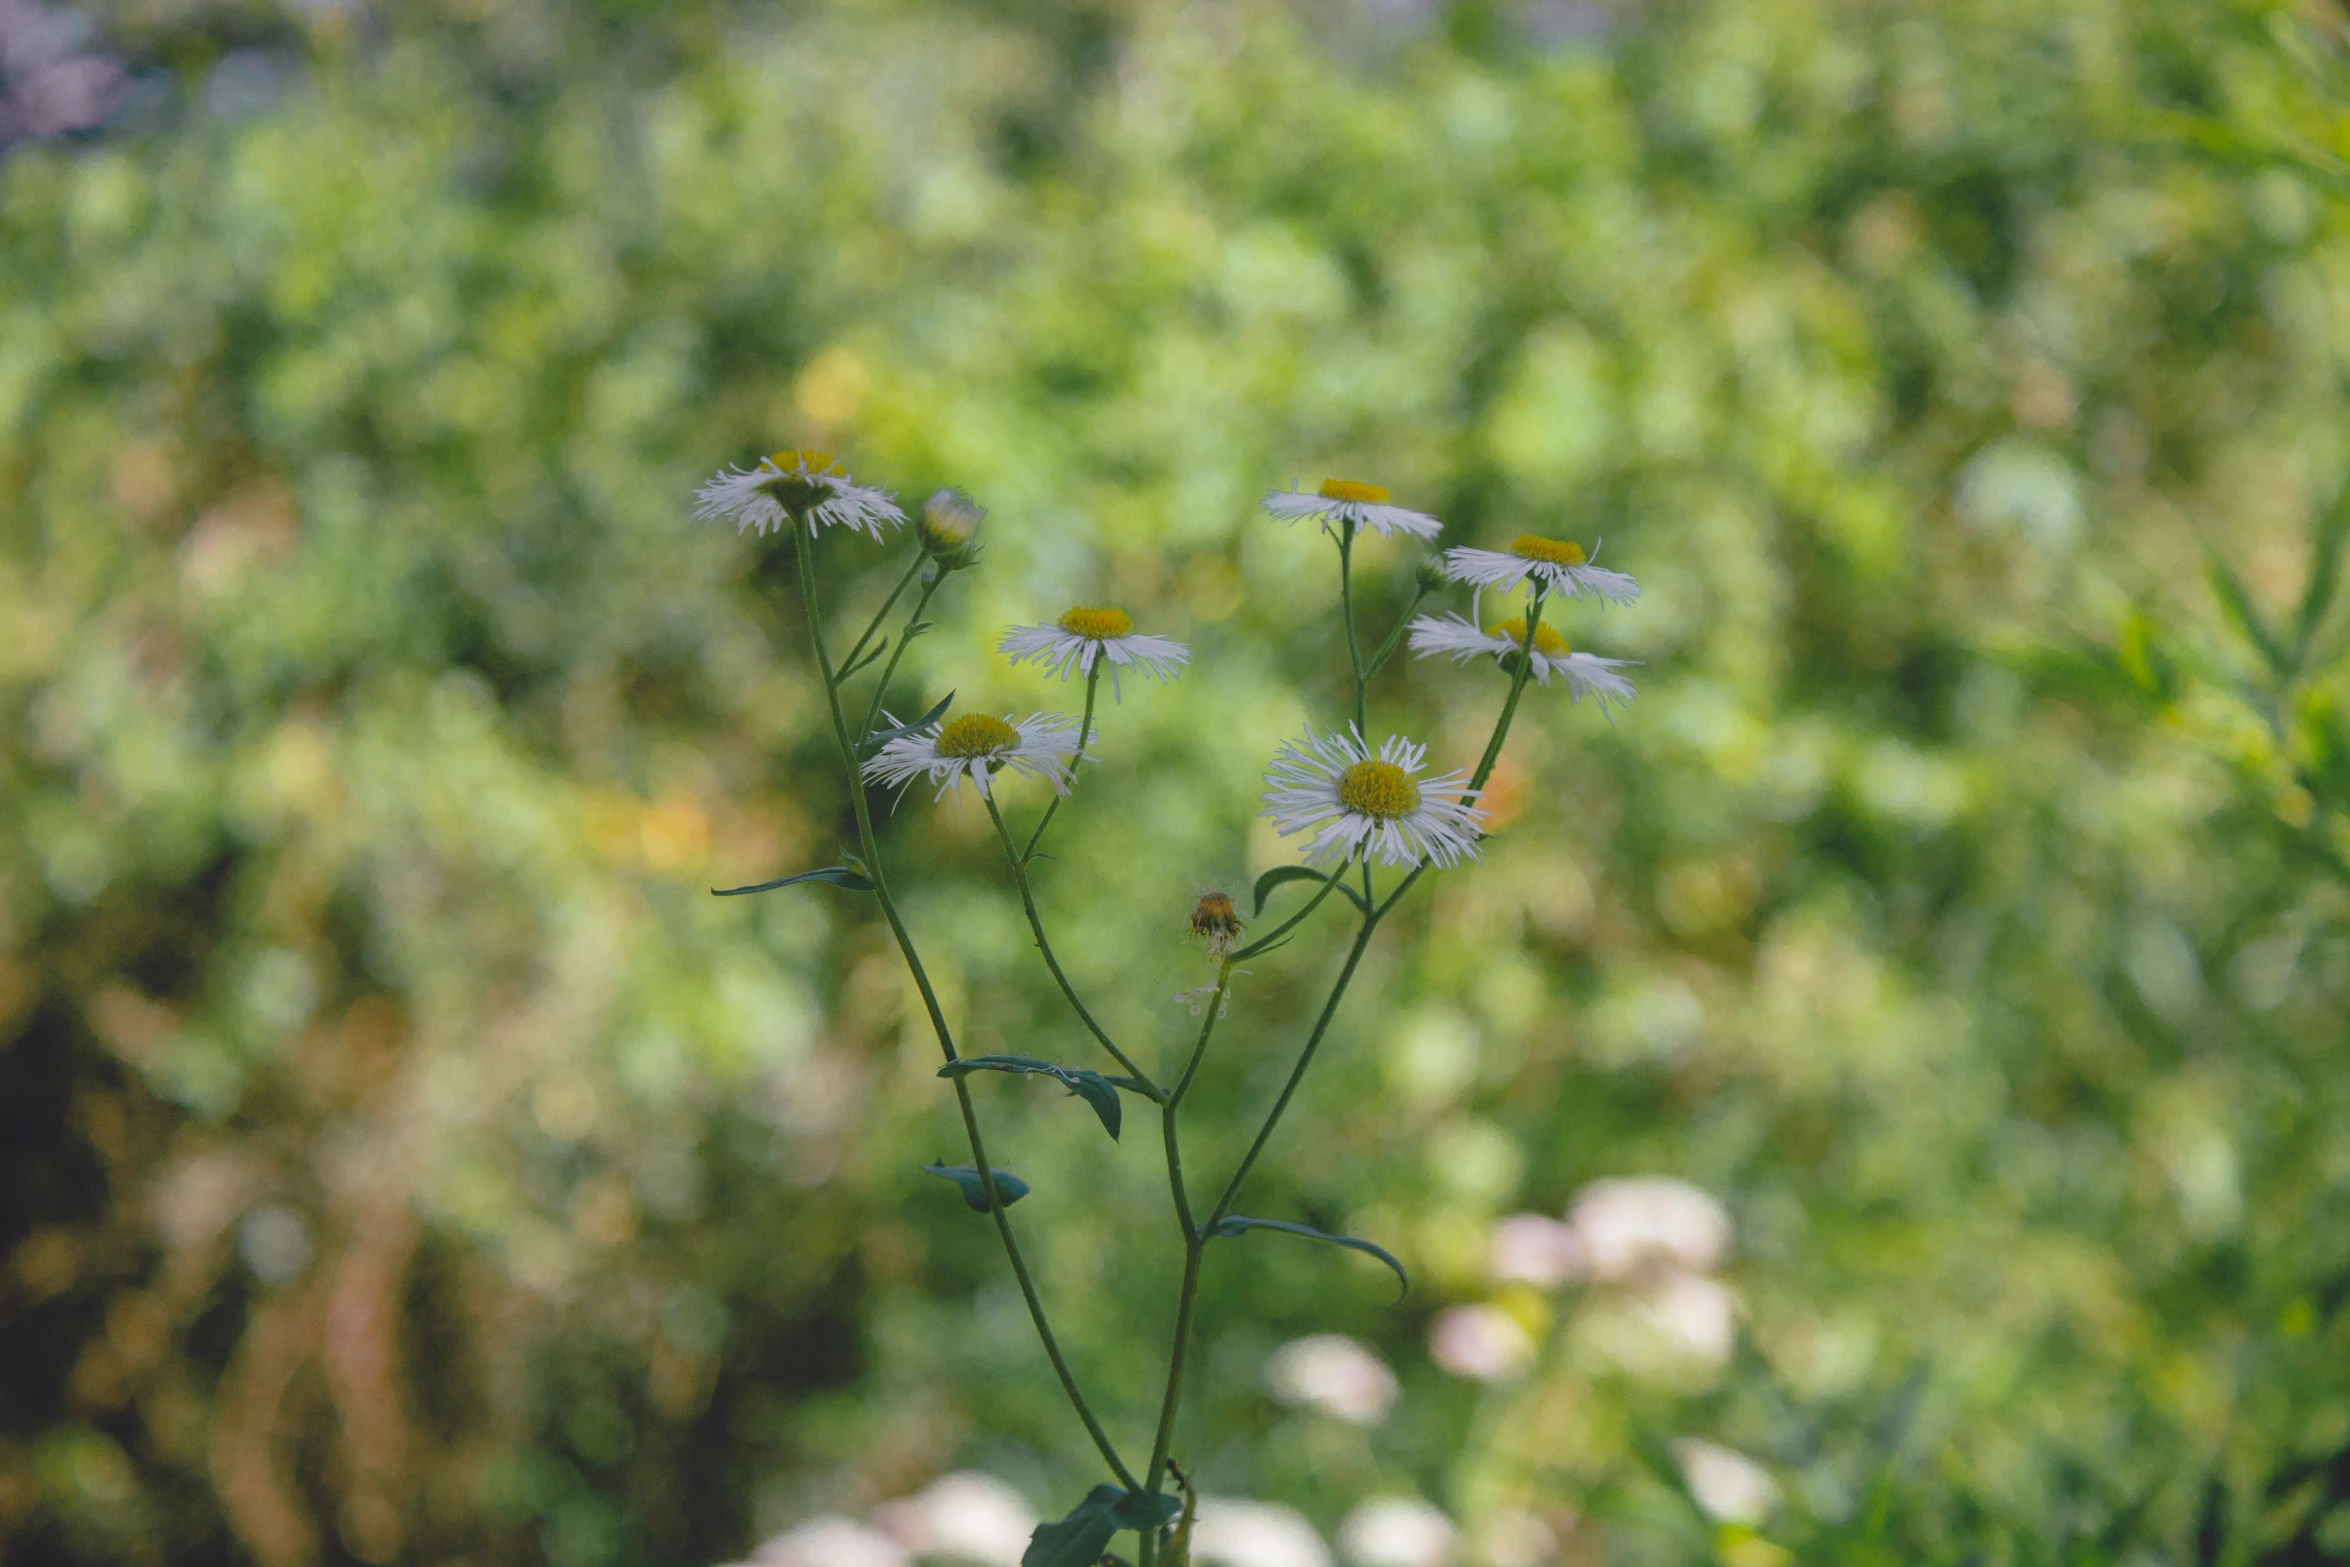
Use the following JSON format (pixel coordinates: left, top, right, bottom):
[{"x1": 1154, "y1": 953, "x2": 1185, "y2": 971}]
[
  {"x1": 2207, "y1": 549, "x2": 2291, "y2": 678},
  {"x1": 938, "y1": 1055, "x2": 1130, "y2": 1140},
  {"x1": 858, "y1": 690, "x2": 956, "y2": 760},
  {"x1": 1020, "y1": 1486, "x2": 1185, "y2": 1567},
  {"x1": 1207, "y1": 1215, "x2": 1408, "y2": 1303},
  {"x1": 711, "y1": 866, "x2": 874, "y2": 896},
  {"x1": 1251, "y1": 865, "x2": 1368, "y2": 917},
  {"x1": 922, "y1": 1162, "x2": 1031, "y2": 1212}
]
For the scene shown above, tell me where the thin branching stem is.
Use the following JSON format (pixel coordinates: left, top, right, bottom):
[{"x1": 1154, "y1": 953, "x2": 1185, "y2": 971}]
[
  {"x1": 794, "y1": 532, "x2": 1137, "y2": 1491},
  {"x1": 837, "y1": 551, "x2": 925, "y2": 680},
  {"x1": 983, "y1": 792, "x2": 1163, "y2": 1096},
  {"x1": 1141, "y1": 960, "x2": 1233, "y2": 1521},
  {"x1": 856, "y1": 571, "x2": 946, "y2": 745},
  {"x1": 1339, "y1": 519, "x2": 1368, "y2": 738},
  {"x1": 1230, "y1": 874, "x2": 1345, "y2": 962},
  {"x1": 1023, "y1": 663, "x2": 1101, "y2": 862}
]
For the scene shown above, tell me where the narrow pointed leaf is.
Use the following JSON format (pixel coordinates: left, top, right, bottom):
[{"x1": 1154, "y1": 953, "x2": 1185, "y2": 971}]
[
  {"x1": 2294, "y1": 486, "x2": 2350, "y2": 664},
  {"x1": 712, "y1": 866, "x2": 873, "y2": 896},
  {"x1": 1208, "y1": 1215, "x2": 1408, "y2": 1303},
  {"x1": 1251, "y1": 864, "x2": 1368, "y2": 917},
  {"x1": 922, "y1": 1162, "x2": 1030, "y2": 1213},
  {"x1": 2207, "y1": 550, "x2": 2290, "y2": 677},
  {"x1": 939, "y1": 1055, "x2": 1126, "y2": 1139},
  {"x1": 858, "y1": 690, "x2": 956, "y2": 761}
]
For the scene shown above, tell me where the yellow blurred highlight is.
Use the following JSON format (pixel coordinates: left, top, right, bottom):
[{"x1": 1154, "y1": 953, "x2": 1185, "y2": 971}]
[{"x1": 794, "y1": 347, "x2": 870, "y2": 431}]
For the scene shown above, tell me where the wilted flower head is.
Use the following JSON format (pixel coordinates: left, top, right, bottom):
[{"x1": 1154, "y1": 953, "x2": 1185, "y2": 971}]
[
  {"x1": 1264, "y1": 1333, "x2": 1398, "y2": 1425},
  {"x1": 1190, "y1": 890, "x2": 1245, "y2": 960},
  {"x1": 1338, "y1": 1499, "x2": 1456, "y2": 1567},
  {"x1": 1567, "y1": 1176, "x2": 1730, "y2": 1282},
  {"x1": 1427, "y1": 1303, "x2": 1536, "y2": 1382},
  {"x1": 919, "y1": 487, "x2": 986, "y2": 568}
]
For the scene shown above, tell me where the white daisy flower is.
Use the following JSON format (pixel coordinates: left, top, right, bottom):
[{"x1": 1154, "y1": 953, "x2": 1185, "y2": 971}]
[
  {"x1": 692, "y1": 448, "x2": 907, "y2": 541},
  {"x1": 997, "y1": 606, "x2": 1191, "y2": 700},
  {"x1": 861, "y1": 710, "x2": 1085, "y2": 802},
  {"x1": 1262, "y1": 479, "x2": 1443, "y2": 542},
  {"x1": 1407, "y1": 612, "x2": 1639, "y2": 715},
  {"x1": 1260, "y1": 726, "x2": 1484, "y2": 869},
  {"x1": 1442, "y1": 533, "x2": 1638, "y2": 604}
]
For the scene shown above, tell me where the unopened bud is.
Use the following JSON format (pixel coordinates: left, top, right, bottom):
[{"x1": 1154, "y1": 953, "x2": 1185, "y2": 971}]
[
  {"x1": 1413, "y1": 557, "x2": 1449, "y2": 595},
  {"x1": 919, "y1": 487, "x2": 986, "y2": 569}
]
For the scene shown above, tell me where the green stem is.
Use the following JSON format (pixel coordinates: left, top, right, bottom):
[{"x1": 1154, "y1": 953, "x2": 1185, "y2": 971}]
[
  {"x1": 794, "y1": 534, "x2": 1137, "y2": 1490},
  {"x1": 1023, "y1": 664, "x2": 1102, "y2": 862},
  {"x1": 983, "y1": 793, "x2": 1163, "y2": 1096},
  {"x1": 837, "y1": 552, "x2": 925, "y2": 680},
  {"x1": 1339, "y1": 519, "x2": 1367, "y2": 738},
  {"x1": 1143, "y1": 961, "x2": 1233, "y2": 1512},
  {"x1": 1467, "y1": 590, "x2": 1545, "y2": 800},
  {"x1": 1362, "y1": 585, "x2": 1433, "y2": 681},
  {"x1": 1229, "y1": 874, "x2": 1344, "y2": 962},
  {"x1": 857, "y1": 573, "x2": 946, "y2": 745},
  {"x1": 1204, "y1": 906, "x2": 1386, "y2": 1232}
]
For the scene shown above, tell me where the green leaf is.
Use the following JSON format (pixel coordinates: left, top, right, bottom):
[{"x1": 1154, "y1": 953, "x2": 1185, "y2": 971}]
[
  {"x1": 2207, "y1": 549, "x2": 2291, "y2": 678},
  {"x1": 2294, "y1": 484, "x2": 2350, "y2": 665},
  {"x1": 1020, "y1": 1488, "x2": 1184, "y2": 1567},
  {"x1": 1251, "y1": 864, "x2": 1368, "y2": 917},
  {"x1": 858, "y1": 690, "x2": 956, "y2": 761},
  {"x1": 922, "y1": 1162, "x2": 1031, "y2": 1213},
  {"x1": 938, "y1": 1055, "x2": 1128, "y2": 1139},
  {"x1": 711, "y1": 866, "x2": 873, "y2": 896},
  {"x1": 1208, "y1": 1215, "x2": 1409, "y2": 1303}
]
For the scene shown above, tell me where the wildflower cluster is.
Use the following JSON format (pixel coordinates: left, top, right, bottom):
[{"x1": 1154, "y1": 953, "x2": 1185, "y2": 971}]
[{"x1": 696, "y1": 455, "x2": 1639, "y2": 1567}]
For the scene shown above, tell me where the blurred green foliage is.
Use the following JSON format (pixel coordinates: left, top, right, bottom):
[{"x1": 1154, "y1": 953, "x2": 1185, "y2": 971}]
[{"x1": 9, "y1": 0, "x2": 2350, "y2": 1564}]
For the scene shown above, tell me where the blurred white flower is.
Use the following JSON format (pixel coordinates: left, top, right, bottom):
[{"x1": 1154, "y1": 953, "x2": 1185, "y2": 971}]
[
  {"x1": 870, "y1": 1473, "x2": 1037, "y2": 1566},
  {"x1": 753, "y1": 1517, "x2": 910, "y2": 1567},
  {"x1": 1670, "y1": 1440, "x2": 1778, "y2": 1525},
  {"x1": 1191, "y1": 1498, "x2": 1333, "y2": 1567},
  {"x1": 1339, "y1": 1498, "x2": 1456, "y2": 1567},
  {"x1": 1428, "y1": 1304, "x2": 1536, "y2": 1382},
  {"x1": 1474, "y1": 1509, "x2": 1558, "y2": 1567},
  {"x1": 1265, "y1": 1333, "x2": 1400, "y2": 1425},
  {"x1": 1486, "y1": 1214, "x2": 1586, "y2": 1289},
  {"x1": 1567, "y1": 1176, "x2": 1730, "y2": 1281},
  {"x1": 1636, "y1": 1273, "x2": 1738, "y2": 1367}
]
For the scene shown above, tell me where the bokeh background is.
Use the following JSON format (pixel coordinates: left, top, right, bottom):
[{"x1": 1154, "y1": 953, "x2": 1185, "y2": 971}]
[{"x1": 10, "y1": 0, "x2": 2350, "y2": 1563}]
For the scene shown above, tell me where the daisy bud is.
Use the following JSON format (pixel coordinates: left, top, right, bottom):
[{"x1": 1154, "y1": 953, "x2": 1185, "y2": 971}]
[
  {"x1": 1413, "y1": 557, "x2": 1448, "y2": 595},
  {"x1": 919, "y1": 487, "x2": 986, "y2": 570}
]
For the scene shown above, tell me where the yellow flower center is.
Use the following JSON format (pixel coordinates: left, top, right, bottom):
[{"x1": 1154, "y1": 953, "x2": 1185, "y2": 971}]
[
  {"x1": 767, "y1": 448, "x2": 839, "y2": 474},
  {"x1": 1056, "y1": 606, "x2": 1134, "y2": 640},
  {"x1": 935, "y1": 713, "x2": 1020, "y2": 758},
  {"x1": 1486, "y1": 617, "x2": 1572, "y2": 657},
  {"x1": 1509, "y1": 533, "x2": 1587, "y2": 566},
  {"x1": 1319, "y1": 479, "x2": 1391, "y2": 504},
  {"x1": 1337, "y1": 759, "x2": 1421, "y2": 819}
]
